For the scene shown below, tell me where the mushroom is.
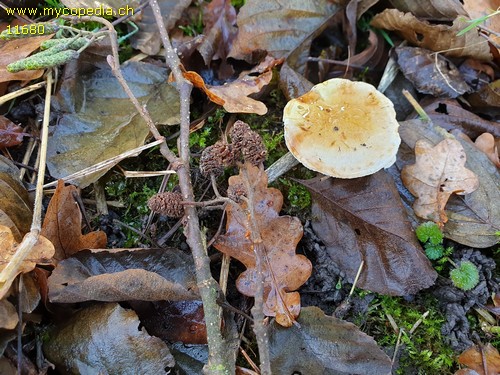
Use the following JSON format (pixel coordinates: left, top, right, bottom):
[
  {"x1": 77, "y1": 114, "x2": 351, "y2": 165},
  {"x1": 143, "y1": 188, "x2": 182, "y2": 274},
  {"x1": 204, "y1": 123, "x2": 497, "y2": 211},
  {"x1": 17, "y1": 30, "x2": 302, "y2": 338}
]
[{"x1": 283, "y1": 78, "x2": 400, "y2": 178}]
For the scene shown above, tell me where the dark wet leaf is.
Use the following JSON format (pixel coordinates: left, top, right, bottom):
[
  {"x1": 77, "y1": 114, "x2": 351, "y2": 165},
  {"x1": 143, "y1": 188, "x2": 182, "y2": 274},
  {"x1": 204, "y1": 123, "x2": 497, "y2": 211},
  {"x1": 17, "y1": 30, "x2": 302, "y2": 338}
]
[
  {"x1": 399, "y1": 119, "x2": 500, "y2": 248},
  {"x1": 0, "y1": 116, "x2": 27, "y2": 148},
  {"x1": 47, "y1": 61, "x2": 180, "y2": 188},
  {"x1": 130, "y1": 0, "x2": 191, "y2": 55},
  {"x1": 43, "y1": 303, "x2": 175, "y2": 375},
  {"x1": 269, "y1": 306, "x2": 392, "y2": 375},
  {"x1": 48, "y1": 248, "x2": 199, "y2": 303},
  {"x1": 396, "y1": 47, "x2": 470, "y2": 98},
  {"x1": 371, "y1": 9, "x2": 492, "y2": 61},
  {"x1": 229, "y1": 0, "x2": 341, "y2": 62},
  {"x1": 421, "y1": 98, "x2": 500, "y2": 139},
  {"x1": 132, "y1": 300, "x2": 207, "y2": 344},
  {"x1": 388, "y1": 0, "x2": 467, "y2": 20},
  {"x1": 302, "y1": 171, "x2": 437, "y2": 296},
  {"x1": 197, "y1": 0, "x2": 237, "y2": 65},
  {"x1": 467, "y1": 79, "x2": 500, "y2": 113}
]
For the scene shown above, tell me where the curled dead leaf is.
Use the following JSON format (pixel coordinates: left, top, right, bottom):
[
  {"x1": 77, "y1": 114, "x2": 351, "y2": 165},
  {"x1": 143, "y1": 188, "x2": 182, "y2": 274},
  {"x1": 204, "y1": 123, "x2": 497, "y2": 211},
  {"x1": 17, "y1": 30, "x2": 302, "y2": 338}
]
[
  {"x1": 0, "y1": 225, "x2": 54, "y2": 299},
  {"x1": 371, "y1": 9, "x2": 492, "y2": 61},
  {"x1": 41, "y1": 180, "x2": 107, "y2": 260},
  {"x1": 402, "y1": 138, "x2": 479, "y2": 226}
]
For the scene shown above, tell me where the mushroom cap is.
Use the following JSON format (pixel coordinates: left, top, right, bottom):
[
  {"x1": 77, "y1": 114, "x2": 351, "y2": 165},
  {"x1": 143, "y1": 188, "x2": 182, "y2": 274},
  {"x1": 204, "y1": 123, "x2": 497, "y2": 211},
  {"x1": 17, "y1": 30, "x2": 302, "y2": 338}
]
[{"x1": 283, "y1": 78, "x2": 401, "y2": 178}]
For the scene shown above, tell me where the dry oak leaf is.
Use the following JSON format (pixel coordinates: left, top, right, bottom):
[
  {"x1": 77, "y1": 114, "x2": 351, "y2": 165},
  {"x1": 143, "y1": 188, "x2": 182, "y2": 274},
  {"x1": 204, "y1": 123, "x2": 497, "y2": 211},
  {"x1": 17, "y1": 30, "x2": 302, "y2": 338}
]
[
  {"x1": 41, "y1": 180, "x2": 107, "y2": 261},
  {"x1": 402, "y1": 138, "x2": 479, "y2": 226},
  {"x1": 371, "y1": 9, "x2": 492, "y2": 61},
  {"x1": 213, "y1": 163, "x2": 312, "y2": 327},
  {"x1": 0, "y1": 225, "x2": 54, "y2": 299}
]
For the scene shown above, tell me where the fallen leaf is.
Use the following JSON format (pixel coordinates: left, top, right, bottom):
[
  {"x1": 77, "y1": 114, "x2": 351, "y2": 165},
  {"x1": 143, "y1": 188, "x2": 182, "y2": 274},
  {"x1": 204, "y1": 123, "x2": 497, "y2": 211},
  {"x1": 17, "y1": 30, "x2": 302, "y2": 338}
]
[
  {"x1": 463, "y1": 0, "x2": 500, "y2": 35},
  {"x1": 402, "y1": 138, "x2": 479, "y2": 225},
  {"x1": 0, "y1": 225, "x2": 54, "y2": 299},
  {"x1": 43, "y1": 303, "x2": 175, "y2": 374},
  {"x1": 0, "y1": 299, "x2": 17, "y2": 330},
  {"x1": 396, "y1": 47, "x2": 470, "y2": 98},
  {"x1": 398, "y1": 119, "x2": 500, "y2": 248},
  {"x1": 458, "y1": 343, "x2": 500, "y2": 375},
  {"x1": 47, "y1": 61, "x2": 180, "y2": 188},
  {"x1": 197, "y1": 0, "x2": 237, "y2": 65},
  {"x1": 302, "y1": 171, "x2": 437, "y2": 296},
  {"x1": 0, "y1": 26, "x2": 53, "y2": 83},
  {"x1": 269, "y1": 306, "x2": 392, "y2": 375},
  {"x1": 371, "y1": 9, "x2": 492, "y2": 61},
  {"x1": 388, "y1": 0, "x2": 467, "y2": 20},
  {"x1": 422, "y1": 98, "x2": 500, "y2": 139},
  {"x1": 183, "y1": 68, "x2": 274, "y2": 115},
  {"x1": 466, "y1": 79, "x2": 500, "y2": 113},
  {"x1": 474, "y1": 133, "x2": 500, "y2": 167},
  {"x1": 132, "y1": 300, "x2": 207, "y2": 344},
  {"x1": 0, "y1": 116, "x2": 27, "y2": 148},
  {"x1": 130, "y1": 0, "x2": 191, "y2": 55},
  {"x1": 229, "y1": 0, "x2": 341, "y2": 62},
  {"x1": 47, "y1": 248, "x2": 199, "y2": 303},
  {"x1": 0, "y1": 156, "x2": 32, "y2": 242},
  {"x1": 41, "y1": 180, "x2": 107, "y2": 261},
  {"x1": 213, "y1": 163, "x2": 312, "y2": 326}
]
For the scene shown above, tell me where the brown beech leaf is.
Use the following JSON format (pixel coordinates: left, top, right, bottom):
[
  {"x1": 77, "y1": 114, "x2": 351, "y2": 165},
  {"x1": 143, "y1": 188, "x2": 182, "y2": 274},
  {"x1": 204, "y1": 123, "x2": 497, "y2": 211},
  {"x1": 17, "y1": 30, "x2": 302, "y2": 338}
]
[
  {"x1": 0, "y1": 299, "x2": 17, "y2": 330},
  {"x1": 388, "y1": 0, "x2": 467, "y2": 20},
  {"x1": 183, "y1": 67, "x2": 274, "y2": 115},
  {"x1": 402, "y1": 138, "x2": 479, "y2": 226},
  {"x1": 0, "y1": 116, "x2": 27, "y2": 148},
  {"x1": 47, "y1": 248, "x2": 199, "y2": 303},
  {"x1": 43, "y1": 303, "x2": 175, "y2": 374},
  {"x1": 269, "y1": 306, "x2": 392, "y2": 374},
  {"x1": 41, "y1": 180, "x2": 107, "y2": 260},
  {"x1": 0, "y1": 225, "x2": 54, "y2": 299},
  {"x1": 213, "y1": 163, "x2": 312, "y2": 327},
  {"x1": 396, "y1": 47, "x2": 469, "y2": 98},
  {"x1": 302, "y1": 171, "x2": 437, "y2": 296},
  {"x1": 458, "y1": 343, "x2": 500, "y2": 375},
  {"x1": 474, "y1": 133, "x2": 500, "y2": 167},
  {"x1": 229, "y1": 0, "x2": 340, "y2": 62},
  {"x1": 371, "y1": 9, "x2": 492, "y2": 61}
]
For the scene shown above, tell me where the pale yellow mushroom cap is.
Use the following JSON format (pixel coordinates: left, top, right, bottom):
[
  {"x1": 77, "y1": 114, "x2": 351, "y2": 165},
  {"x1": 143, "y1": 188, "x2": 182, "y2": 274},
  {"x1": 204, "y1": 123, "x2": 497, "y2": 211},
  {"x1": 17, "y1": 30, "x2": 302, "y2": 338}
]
[{"x1": 283, "y1": 78, "x2": 401, "y2": 178}]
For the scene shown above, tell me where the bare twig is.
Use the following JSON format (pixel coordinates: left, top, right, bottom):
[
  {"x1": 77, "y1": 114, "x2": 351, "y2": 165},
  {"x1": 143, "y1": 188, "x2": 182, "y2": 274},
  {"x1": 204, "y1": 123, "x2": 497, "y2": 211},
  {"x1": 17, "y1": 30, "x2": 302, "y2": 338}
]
[
  {"x1": 148, "y1": 1, "x2": 234, "y2": 373},
  {"x1": 240, "y1": 165, "x2": 271, "y2": 375},
  {"x1": 0, "y1": 71, "x2": 53, "y2": 295}
]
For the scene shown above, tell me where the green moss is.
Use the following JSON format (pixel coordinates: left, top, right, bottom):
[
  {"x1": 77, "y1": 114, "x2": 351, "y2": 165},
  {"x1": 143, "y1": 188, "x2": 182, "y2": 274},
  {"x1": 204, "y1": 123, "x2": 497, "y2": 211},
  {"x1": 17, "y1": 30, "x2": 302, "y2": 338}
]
[
  {"x1": 366, "y1": 295, "x2": 456, "y2": 374},
  {"x1": 450, "y1": 261, "x2": 480, "y2": 291},
  {"x1": 279, "y1": 178, "x2": 311, "y2": 211}
]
